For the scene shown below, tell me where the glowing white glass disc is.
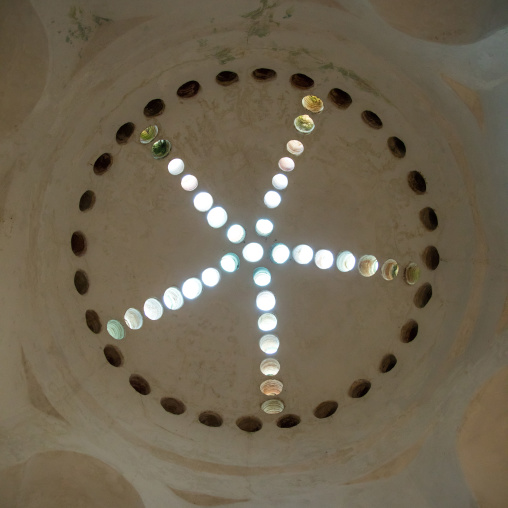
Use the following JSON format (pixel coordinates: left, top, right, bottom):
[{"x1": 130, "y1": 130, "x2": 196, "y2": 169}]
[
  {"x1": 272, "y1": 173, "x2": 288, "y2": 190},
  {"x1": 260, "y1": 358, "x2": 280, "y2": 375},
  {"x1": 315, "y1": 249, "x2": 334, "y2": 269},
  {"x1": 337, "y1": 251, "x2": 356, "y2": 272},
  {"x1": 258, "y1": 313, "x2": 277, "y2": 332},
  {"x1": 182, "y1": 278, "x2": 202, "y2": 299},
  {"x1": 163, "y1": 287, "x2": 184, "y2": 310},
  {"x1": 259, "y1": 334, "x2": 280, "y2": 354},
  {"x1": 181, "y1": 174, "x2": 198, "y2": 191},
  {"x1": 167, "y1": 158, "x2": 184, "y2": 175},
  {"x1": 264, "y1": 190, "x2": 281, "y2": 209},
  {"x1": 207, "y1": 206, "x2": 228, "y2": 228},
  {"x1": 227, "y1": 224, "x2": 246, "y2": 243},
  {"x1": 201, "y1": 268, "x2": 221, "y2": 287},
  {"x1": 271, "y1": 243, "x2": 290, "y2": 264},
  {"x1": 292, "y1": 244, "x2": 313, "y2": 264},
  {"x1": 220, "y1": 253, "x2": 240, "y2": 273},
  {"x1": 256, "y1": 291, "x2": 276, "y2": 311},
  {"x1": 243, "y1": 242, "x2": 264, "y2": 263},
  {"x1": 143, "y1": 298, "x2": 163, "y2": 320},
  {"x1": 193, "y1": 192, "x2": 213, "y2": 212},
  {"x1": 124, "y1": 308, "x2": 143, "y2": 330},
  {"x1": 253, "y1": 267, "x2": 271, "y2": 287},
  {"x1": 255, "y1": 219, "x2": 274, "y2": 237}
]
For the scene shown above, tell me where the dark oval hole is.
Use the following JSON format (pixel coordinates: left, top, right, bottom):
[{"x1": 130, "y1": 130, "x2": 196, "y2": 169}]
[
  {"x1": 115, "y1": 122, "x2": 135, "y2": 144},
  {"x1": 277, "y1": 414, "x2": 301, "y2": 428},
  {"x1": 328, "y1": 88, "x2": 352, "y2": 109},
  {"x1": 104, "y1": 345, "x2": 123, "y2": 367},
  {"x1": 290, "y1": 73, "x2": 314, "y2": 89},
  {"x1": 401, "y1": 319, "x2": 419, "y2": 343},
  {"x1": 387, "y1": 136, "x2": 406, "y2": 158},
  {"x1": 420, "y1": 207, "x2": 438, "y2": 231},
  {"x1": 85, "y1": 309, "x2": 101, "y2": 334},
  {"x1": 71, "y1": 231, "x2": 87, "y2": 256},
  {"x1": 423, "y1": 246, "x2": 440, "y2": 270},
  {"x1": 74, "y1": 270, "x2": 89, "y2": 295},
  {"x1": 361, "y1": 110, "x2": 383, "y2": 129},
  {"x1": 414, "y1": 283, "x2": 433, "y2": 309},
  {"x1": 129, "y1": 374, "x2": 151, "y2": 395},
  {"x1": 380, "y1": 354, "x2": 397, "y2": 373},
  {"x1": 314, "y1": 401, "x2": 338, "y2": 419},
  {"x1": 408, "y1": 171, "x2": 427, "y2": 194},
  {"x1": 160, "y1": 397, "x2": 186, "y2": 415},
  {"x1": 143, "y1": 99, "x2": 165, "y2": 117},
  {"x1": 349, "y1": 379, "x2": 371, "y2": 398},
  {"x1": 236, "y1": 416, "x2": 263, "y2": 433},
  {"x1": 177, "y1": 80, "x2": 200, "y2": 98},
  {"x1": 79, "y1": 190, "x2": 96, "y2": 212},
  {"x1": 252, "y1": 68, "x2": 277, "y2": 81},
  {"x1": 93, "y1": 153, "x2": 112, "y2": 175},
  {"x1": 199, "y1": 411, "x2": 223, "y2": 427},
  {"x1": 216, "y1": 71, "x2": 239, "y2": 86}
]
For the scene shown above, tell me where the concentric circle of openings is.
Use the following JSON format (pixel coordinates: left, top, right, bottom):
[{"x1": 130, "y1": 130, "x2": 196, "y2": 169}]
[
  {"x1": 272, "y1": 173, "x2": 288, "y2": 190},
  {"x1": 207, "y1": 206, "x2": 228, "y2": 228},
  {"x1": 259, "y1": 334, "x2": 279, "y2": 354},
  {"x1": 254, "y1": 267, "x2": 271, "y2": 287},
  {"x1": 271, "y1": 243, "x2": 290, "y2": 264},
  {"x1": 116, "y1": 122, "x2": 135, "y2": 144},
  {"x1": 315, "y1": 249, "x2": 334, "y2": 269},
  {"x1": 252, "y1": 68, "x2": 277, "y2": 81},
  {"x1": 124, "y1": 308, "x2": 143, "y2": 330},
  {"x1": 177, "y1": 80, "x2": 200, "y2": 98},
  {"x1": 423, "y1": 246, "x2": 440, "y2": 270},
  {"x1": 243, "y1": 242, "x2": 264, "y2": 263},
  {"x1": 278, "y1": 157, "x2": 295, "y2": 172},
  {"x1": 79, "y1": 190, "x2": 96, "y2": 212},
  {"x1": 314, "y1": 401, "x2": 338, "y2": 419},
  {"x1": 256, "y1": 291, "x2": 276, "y2": 312},
  {"x1": 227, "y1": 224, "x2": 246, "y2": 243},
  {"x1": 420, "y1": 207, "x2": 439, "y2": 231},
  {"x1": 163, "y1": 287, "x2": 184, "y2": 310},
  {"x1": 290, "y1": 73, "x2": 314, "y2": 89},
  {"x1": 236, "y1": 416, "x2": 263, "y2": 433},
  {"x1": 129, "y1": 374, "x2": 151, "y2": 395},
  {"x1": 181, "y1": 175, "x2": 198, "y2": 191},
  {"x1": 329, "y1": 88, "x2": 352, "y2": 109},
  {"x1": 221, "y1": 253, "x2": 240, "y2": 272},
  {"x1": 199, "y1": 411, "x2": 223, "y2": 427},
  {"x1": 293, "y1": 244, "x2": 313, "y2": 265},
  {"x1": 71, "y1": 231, "x2": 87, "y2": 256},
  {"x1": 260, "y1": 358, "x2": 280, "y2": 376},
  {"x1": 140, "y1": 125, "x2": 158, "y2": 144},
  {"x1": 258, "y1": 313, "x2": 277, "y2": 332},
  {"x1": 216, "y1": 71, "x2": 239, "y2": 86},
  {"x1": 201, "y1": 268, "x2": 221, "y2": 287},
  {"x1": 74, "y1": 270, "x2": 89, "y2": 295},
  {"x1": 143, "y1": 98, "x2": 165, "y2": 117},
  {"x1": 143, "y1": 298, "x2": 163, "y2": 320},
  {"x1": 408, "y1": 171, "x2": 427, "y2": 194},
  {"x1": 361, "y1": 110, "x2": 383, "y2": 129},
  {"x1": 168, "y1": 158, "x2": 185, "y2": 175},
  {"x1": 85, "y1": 310, "x2": 101, "y2": 334},
  {"x1": 160, "y1": 397, "x2": 186, "y2": 415},
  {"x1": 381, "y1": 259, "x2": 399, "y2": 281},
  {"x1": 401, "y1": 319, "x2": 418, "y2": 343},
  {"x1": 194, "y1": 192, "x2": 213, "y2": 212},
  {"x1": 256, "y1": 219, "x2": 274, "y2": 237},
  {"x1": 107, "y1": 320, "x2": 125, "y2": 340},
  {"x1": 277, "y1": 414, "x2": 301, "y2": 428},
  {"x1": 358, "y1": 255, "x2": 378, "y2": 277},
  {"x1": 262, "y1": 399, "x2": 284, "y2": 414},
  {"x1": 387, "y1": 136, "x2": 406, "y2": 158},
  {"x1": 152, "y1": 139, "x2": 171, "y2": 159},
  {"x1": 93, "y1": 153, "x2": 112, "y2": 175},
  {"x1": 349, "y1": 379, "x2": 371, "y2": 398},
  {"x1": 337, "y1": 251, "x2": 356, "y2": 272},
  {"x1": 182, "y1": 278, "x2": 203, "y2": 300},
  {"x1": 104, "y1": 345, "x2": 123, "y2": 367},
  {"x1": 414, "y1": 283, "x2": 433, "y2": 309},
  {"x1": 260, "y1": 379, "x2": 283, "y2": 396},
  {"x1": 380, "y1": 354, "x2": 397, "y2": 373},
  {"x1": 264, "y1": 190, "x2": 281, "y2": 208}
]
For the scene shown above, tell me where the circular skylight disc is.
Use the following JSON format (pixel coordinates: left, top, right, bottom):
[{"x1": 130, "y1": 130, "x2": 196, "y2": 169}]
[
  {"x1": 220, "y1": 253, "x2": 240, "y2": 273},
  {"x1": 253, "y1": 267, "x2": 271, "y2": 287},
  {"x1": 259, "y1": 334, "x2": 280, "y2": 354},
  {"x1": 207, "y1": 206, "x2": 228, "y2": 228},
  {"x1": 227, "y1": 224, "x2": 246, "y2": 243},
  {"x1": 193, "y1": 192, "x2": 213, "y2": 212},
  {"x1": 168, "y1": 158, "x2": 184, "y2": 175},
  {"x1": 292, "y1": 244, "x2": 314, "y2": 264},
  {"x1": 182, "y1": 278, "x2": 203, "y2": 299},
  {"x1": 243, "y1": 243, "x2": 264, "y2": 263},
  {"x1": 143, "y1": 298, "x2": 163, "y2": 320},
  {"x1": 201, "y1": 268, "x2": 221, "y2": 287},
  {"x1": 181, "y1": 175, "x2": 198, "y2": 191},
  {"x1": 264, "y1": 191, "x2": 281, "y2": 209},
  {"x1": 315, "y1": 249, "x2": 334, "y2": 269},
  {"x1": 255, "y1": 219, "x2": 274, "y2": 237},
  {"x1": 256, "y1": 291, "x2": 276, "y2": 311},
  {"x1": 271, "y1": 243, "x2": 290, "y2": 264},
  {"x1": 163, "y1": 287, "x2": 184, "y2": 310},
  {"x1": 258, "y1": 313, "x2": 277, "y2": 332},
  {"x1": 337, "y1": 251, "x2": 356, "y2": 272},
  {"x1": 272, "y1": 174, "x2": 288, "y2": 190},
  {"x1": 124, "y1": 308, "x2": 143, "y2": 330}
]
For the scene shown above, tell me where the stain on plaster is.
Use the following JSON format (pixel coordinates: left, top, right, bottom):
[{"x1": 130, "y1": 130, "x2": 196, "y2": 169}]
[
  {"x1": 170, "y1": 487, "x2": 249, "y2": 506},
  {"x1": 65, "y1": 6, "x2": 112, "y2": 45},
  {"x1": 240, "y1": 0, "x2": 284, "y2": 38},
  {"x1": 320, "y1": 62, "x2": 380, "y2": 97},
  {"x1": 213, "y1": 47, "x2": 236, "y2": 65}
]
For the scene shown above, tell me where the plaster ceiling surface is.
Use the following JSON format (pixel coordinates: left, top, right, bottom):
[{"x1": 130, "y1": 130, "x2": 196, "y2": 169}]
[{"x1": 0, "y1": 1, "x2": 508, "y2": 507}]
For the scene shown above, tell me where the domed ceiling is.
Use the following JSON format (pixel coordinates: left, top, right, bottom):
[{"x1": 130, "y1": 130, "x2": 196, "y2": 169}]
[{"x1": 1, "y1": 1, "x2": 507, "y2": 507}]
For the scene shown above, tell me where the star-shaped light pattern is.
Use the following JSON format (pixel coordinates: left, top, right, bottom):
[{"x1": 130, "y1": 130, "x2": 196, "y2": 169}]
[{"x1": 106, "y1": 95, "x2": 399, "y2": 415}]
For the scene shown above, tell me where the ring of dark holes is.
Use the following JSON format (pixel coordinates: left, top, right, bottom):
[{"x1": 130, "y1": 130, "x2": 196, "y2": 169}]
[{"x1": 82, "y1": 69, "x2": 439, "y2": 430}]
